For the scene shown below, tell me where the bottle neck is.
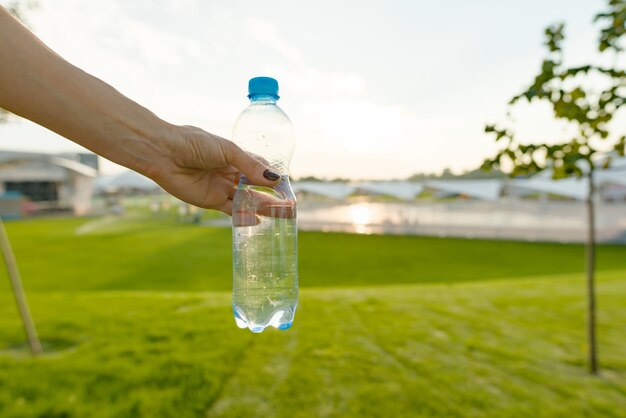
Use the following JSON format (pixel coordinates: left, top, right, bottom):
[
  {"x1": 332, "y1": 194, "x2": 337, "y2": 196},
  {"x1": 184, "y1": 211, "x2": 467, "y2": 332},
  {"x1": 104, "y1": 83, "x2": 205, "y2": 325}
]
[{"x1": 248, "y1": 93, "x2": 278, "y2": 104}]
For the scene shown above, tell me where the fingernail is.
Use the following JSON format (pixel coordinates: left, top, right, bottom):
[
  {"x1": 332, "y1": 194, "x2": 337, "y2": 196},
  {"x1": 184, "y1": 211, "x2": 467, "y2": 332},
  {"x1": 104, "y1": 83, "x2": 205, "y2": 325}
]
[{"x1": 263, "y1": 169, "x2": 280, "y2": 181}]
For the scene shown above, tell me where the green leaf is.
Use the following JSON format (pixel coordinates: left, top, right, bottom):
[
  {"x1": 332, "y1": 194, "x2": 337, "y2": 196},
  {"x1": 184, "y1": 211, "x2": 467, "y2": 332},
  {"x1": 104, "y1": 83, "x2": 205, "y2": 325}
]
[{"x1": 545, "y1": 23, "x2": 565, "y2": 53}]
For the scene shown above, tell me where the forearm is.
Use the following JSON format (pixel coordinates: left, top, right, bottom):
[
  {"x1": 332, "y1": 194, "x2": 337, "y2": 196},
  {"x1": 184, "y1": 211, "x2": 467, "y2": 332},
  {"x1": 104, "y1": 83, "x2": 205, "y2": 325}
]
[{"x1": 0, "y1": 7, "x2": 172, "y2": 175}]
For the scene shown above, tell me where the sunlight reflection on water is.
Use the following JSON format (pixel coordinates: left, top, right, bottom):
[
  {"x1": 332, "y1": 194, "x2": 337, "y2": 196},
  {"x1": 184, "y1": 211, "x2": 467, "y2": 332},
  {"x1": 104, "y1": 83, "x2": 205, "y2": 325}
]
[{"x1": 349, "y1": 204, "x2": 373, "y2": 234}]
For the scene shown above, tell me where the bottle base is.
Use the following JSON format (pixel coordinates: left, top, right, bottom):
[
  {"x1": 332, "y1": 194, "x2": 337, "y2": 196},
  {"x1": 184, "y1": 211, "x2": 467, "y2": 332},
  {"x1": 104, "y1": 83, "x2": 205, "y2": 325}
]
[{"x1": 233, "y1": 305, "x2": 296, "y2": 333}]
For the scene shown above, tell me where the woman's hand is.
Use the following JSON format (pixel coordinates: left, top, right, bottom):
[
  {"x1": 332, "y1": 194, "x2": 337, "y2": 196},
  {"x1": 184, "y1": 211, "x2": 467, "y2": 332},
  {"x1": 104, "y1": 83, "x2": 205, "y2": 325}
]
[{"x1": 149, "y1": 125, "x2": 280, "y2": 215}]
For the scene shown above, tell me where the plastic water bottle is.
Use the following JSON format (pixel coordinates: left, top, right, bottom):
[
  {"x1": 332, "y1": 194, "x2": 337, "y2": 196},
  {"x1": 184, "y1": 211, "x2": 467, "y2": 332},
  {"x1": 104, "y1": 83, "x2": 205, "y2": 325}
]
[{"x1": 231, "y1": 77, "x2": 298, "y2": 333}]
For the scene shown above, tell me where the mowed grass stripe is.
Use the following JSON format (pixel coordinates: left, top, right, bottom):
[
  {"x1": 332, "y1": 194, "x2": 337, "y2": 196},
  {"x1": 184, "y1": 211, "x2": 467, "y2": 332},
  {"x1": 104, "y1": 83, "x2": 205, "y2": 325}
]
[
  {"x1": 204, "y1": 274, "x2": 626, "y2": 418},
  {"x1": 0, "y1": 273, "x2": 625, "y2": 417}
]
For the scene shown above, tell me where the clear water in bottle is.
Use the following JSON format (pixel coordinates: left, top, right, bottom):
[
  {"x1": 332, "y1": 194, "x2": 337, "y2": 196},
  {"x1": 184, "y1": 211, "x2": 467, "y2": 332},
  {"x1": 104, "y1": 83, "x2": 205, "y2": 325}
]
[{"x1": 231, "y1": 77, "x2": 298, "y2": 333}]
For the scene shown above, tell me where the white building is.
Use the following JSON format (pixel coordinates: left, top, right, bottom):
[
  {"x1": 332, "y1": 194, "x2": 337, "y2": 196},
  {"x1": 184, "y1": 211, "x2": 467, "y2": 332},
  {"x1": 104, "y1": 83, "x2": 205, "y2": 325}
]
[{"x1": 0, "y1": 150, "x2": 98, "y2": 216}]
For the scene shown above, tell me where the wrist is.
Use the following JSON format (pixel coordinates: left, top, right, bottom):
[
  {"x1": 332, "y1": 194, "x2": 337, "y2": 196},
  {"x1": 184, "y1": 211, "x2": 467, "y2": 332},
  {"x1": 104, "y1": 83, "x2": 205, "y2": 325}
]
[{"x1": 122, "y1": 115, "x2": 179, "y2": 180}]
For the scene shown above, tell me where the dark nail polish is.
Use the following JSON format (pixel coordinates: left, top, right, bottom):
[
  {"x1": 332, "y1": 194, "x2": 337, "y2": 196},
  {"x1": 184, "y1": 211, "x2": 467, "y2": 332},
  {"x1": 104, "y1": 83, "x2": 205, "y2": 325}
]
[{"x1": 263, "y1": 169, "x2": 280, "y2": 181}]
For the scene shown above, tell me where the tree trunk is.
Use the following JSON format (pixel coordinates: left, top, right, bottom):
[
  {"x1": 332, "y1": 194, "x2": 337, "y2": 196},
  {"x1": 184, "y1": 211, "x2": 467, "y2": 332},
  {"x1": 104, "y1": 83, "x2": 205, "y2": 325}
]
[
  {"x1": 0, "y1": 218, "x2": 42, "y2": 356},
  {"x1": 586, "y1": 170, "x2": 597, "y2": 374}
]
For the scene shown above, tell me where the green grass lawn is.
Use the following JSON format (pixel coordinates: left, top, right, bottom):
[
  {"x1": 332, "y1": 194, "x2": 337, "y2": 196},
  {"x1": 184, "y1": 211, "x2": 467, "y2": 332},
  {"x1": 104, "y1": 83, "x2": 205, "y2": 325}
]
[
  {"x1": 0, "y1": 216, "x2": 625, "y2": 417},
  {"x1": 3, "y1": 216, "x2": 625, "y2": 292}
]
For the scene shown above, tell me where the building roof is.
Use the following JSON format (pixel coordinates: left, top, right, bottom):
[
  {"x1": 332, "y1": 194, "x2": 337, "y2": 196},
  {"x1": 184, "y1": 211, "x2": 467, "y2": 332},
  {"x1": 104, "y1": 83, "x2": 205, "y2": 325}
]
[
  {"x1": 292, "y1": 182, "x2": 356, "y2": 200},
  {"x1": 513, "y1": 155, "x2": 626, "y2": 199},
  {"x1": 49, "y1": 156, "x2": 98, "y2": 177},
  {"x1": 0, "y1": 150, "x2": 98, "y2": 181},
  {"x1": 356, "y1": 181, "x2": 424, "y2": 200},
  {"x1": 510, "y1": 177, "x2": 589, "y2": 200},
  {"x1": 424, "y1": 179, "x2": 503, "y2": 201}
]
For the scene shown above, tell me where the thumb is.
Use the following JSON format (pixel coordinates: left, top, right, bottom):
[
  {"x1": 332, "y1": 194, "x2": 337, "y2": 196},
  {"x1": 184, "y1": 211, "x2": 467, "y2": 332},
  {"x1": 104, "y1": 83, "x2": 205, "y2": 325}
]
[{"x1": 224, "y1": 141, "x2": 281, "y2": 186}]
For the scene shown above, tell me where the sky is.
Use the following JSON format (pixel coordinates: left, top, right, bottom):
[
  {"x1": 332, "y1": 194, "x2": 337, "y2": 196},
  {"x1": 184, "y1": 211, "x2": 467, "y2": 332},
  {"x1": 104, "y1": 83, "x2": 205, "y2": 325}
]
[{"x1": 0, "y1": 0, "x2": 619, "y2": 179}]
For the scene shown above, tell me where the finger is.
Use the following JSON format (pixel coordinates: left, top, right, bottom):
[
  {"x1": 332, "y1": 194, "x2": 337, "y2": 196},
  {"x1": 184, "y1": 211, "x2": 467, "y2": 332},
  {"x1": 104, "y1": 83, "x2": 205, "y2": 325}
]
[
  {"x1": 217, "y1": 200, "x2": 233, "y2": 216},
  {"x1": 249, "y1": 191, "x2": 296, "y2": 219},
  {"x1": 223, "y1": 140, "x2": 281, "y2": 186},
  {"x1": 228, "y1": 186, "x2": 237, "y2": 200},
  {"x1": 232, "y1": 210, "x2": 262, "y2": 227}
]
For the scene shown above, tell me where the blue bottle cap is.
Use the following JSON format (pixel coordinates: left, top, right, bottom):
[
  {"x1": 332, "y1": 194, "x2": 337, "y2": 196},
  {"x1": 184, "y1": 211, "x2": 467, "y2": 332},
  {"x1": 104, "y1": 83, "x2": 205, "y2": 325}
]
[{"x1": 248, "y1": 76, "x2": 279, "y2": 99}]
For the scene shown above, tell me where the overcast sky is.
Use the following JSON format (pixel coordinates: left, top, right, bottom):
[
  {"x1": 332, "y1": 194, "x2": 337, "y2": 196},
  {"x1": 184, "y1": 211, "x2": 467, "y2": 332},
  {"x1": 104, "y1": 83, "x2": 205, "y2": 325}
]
[{"x1": 0, "y1": 0, "x2": 618, "y2": 179}]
